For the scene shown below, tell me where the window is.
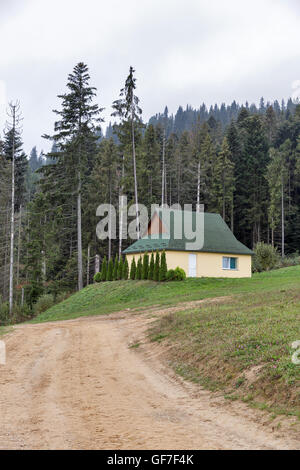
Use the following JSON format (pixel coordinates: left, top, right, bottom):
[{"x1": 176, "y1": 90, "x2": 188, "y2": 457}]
[{"x1": 222, "y1": 257, "x2": 237, "y2": 270}]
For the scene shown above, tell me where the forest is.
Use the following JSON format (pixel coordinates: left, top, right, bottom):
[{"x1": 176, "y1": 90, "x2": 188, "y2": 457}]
[{"x1": 1, "y1": 62, "x2": 300, "y2": 319}]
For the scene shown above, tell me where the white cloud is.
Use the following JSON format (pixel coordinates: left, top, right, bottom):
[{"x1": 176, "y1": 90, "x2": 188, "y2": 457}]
[
  {"x1": 0, "y1": 80, "x2": 7, "y2": 137},
  {"x1": 0, "y1": 0, "x2": 299, "y2": 152}
]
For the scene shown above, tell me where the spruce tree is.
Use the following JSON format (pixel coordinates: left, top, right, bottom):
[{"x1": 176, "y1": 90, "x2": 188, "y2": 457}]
[
  {"x1": 113, "y1": 254, "x2": 118, "y2": 281},
  {"x1": 29, "y1": 146, "x2": 39, "y2": 172},
  {"x1": 107, "y1": 258, "x2": 114, "y2": 281},
  {"x1": 118, "y1": 257, "x2": 124, "y2": 280},
  {"x1": 142, "y1": 252, "x2": 149, "y2": 280},
  {"x1": 130, "y1": 257, "x2": 136, "y2": 280},
  {"x1": 42, "y1": 62, "x2": 104, "y2": 291},
  {"x1": 3, "y1": 126, "x2": 28, "y2": 212},
  {"x1": 159, "y1": 250, "x2": 167, "y2": 281},
  {"x1": 112, "y1": 66, "x2": 143, "y2": 239},
  {"x1": 212, "y1": 137, "x2": 234, "y2": 222},
  {"x1": 123, "y1": 258, "x2": 129, "y2": 280},
  {"x1": 148, "y1": 252, "x2": 154, "y2": 280},
  {"x1": 154, "y1": 251, "x2": 160, "y2": 281},
  {"x1": 135, "y1": 256, "x2": 142, "y2": 280},
  {"x1": 101, "y1": 256, "x2": 107, "y2": 282}
]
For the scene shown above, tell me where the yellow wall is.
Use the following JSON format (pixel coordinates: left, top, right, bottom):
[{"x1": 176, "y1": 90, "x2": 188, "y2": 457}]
[{"x1": 126, "y1": 251, "x2": 252, "y2": 278}]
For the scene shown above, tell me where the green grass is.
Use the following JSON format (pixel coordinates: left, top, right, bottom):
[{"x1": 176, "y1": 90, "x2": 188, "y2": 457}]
[
  {"x1": 33, "y1": 265, "x2": 300, "y2": 323},
  {"x1": 149, "y1": 287, "x2": 300, "y2": 419},
  {"x1": 0, "y1": 326, "x2": 11, "y2": 337},
  {"x1": 30, "y1": 265, "x2": 300, "y2": 419}
]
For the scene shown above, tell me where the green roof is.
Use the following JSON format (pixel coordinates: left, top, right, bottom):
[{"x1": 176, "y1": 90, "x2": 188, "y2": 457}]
[{"x1": 123, "y1": 209, "x2": 254, "y2": 256}]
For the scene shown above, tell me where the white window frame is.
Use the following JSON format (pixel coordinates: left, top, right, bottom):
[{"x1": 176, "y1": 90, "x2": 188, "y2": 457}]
[{"x1": 222, "y1": 256, "x2": 238, "y2": 270}]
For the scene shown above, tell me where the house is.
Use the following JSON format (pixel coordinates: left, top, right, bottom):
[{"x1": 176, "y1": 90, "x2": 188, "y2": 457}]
[{"x1": 123, "y1": 208, "x2": 254, "y2": 278}]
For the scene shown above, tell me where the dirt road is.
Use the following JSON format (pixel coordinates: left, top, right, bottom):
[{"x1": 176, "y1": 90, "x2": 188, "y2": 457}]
[{"x1": 0, "y1": 310, "x2": 299, "y2": 450}]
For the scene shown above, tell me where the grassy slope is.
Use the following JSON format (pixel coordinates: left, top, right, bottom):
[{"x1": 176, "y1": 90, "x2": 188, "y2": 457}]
[
  {"x1": 34, "y1": 265, "x2": 300, "y2": 323},
  {"x1": 32, "y1": 266, "x2": 300, "y2": 419},
  {"x1": 149, "y1": 279, "x2": 300, "y2": 419},
  {"x1": 33, "y1": 266, "x2": 300, "y2": 419}
]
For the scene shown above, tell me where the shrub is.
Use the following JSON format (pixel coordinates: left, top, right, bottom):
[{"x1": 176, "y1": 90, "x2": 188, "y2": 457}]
[
  {"x1": 123, "y1": 258, "x2": 129, "y2": 280},
  {"x1": 34, "y1": 294, "x2": 55, "y2": 315},
  {"x1": 24, "y1": 281, "x2": 44, "y2": 309},
  {"x1": 277, "y1": 253, "x2": 300, "y2": 269},
  {"x1": 113, "y1": 254, "x2": 118, "y2": 281},
  {"x1": 174, "y1": 267, "x2": 186, "y2": 281},
  {"x1": 166, "y1": 269, "x2": 176, "y2": 281},
  {"x1": 55, "y1": 292, "x2": 71, "y2": 303},
  {"x1": 252, "y1": 242, "x2": 279, "y2": 272},
  {"x1": 94, "y1": 272, "x2": 102, "y2": 283},
  {"x1": 118, "y1": 257, "x2": 124, "y2": 280},
  {"x1": 142, "y1": 252, "x2": 149, "y2": 280},
  {"x1": 0, "y1": 301, "x2": 10, "y2": 324},
  {"x1": 154, "y1": 251, "x2": 160, "y2": 281},
  {"x1": 107, "y1": 258, "x2": 114, "y2": 281},
  {"x1": 101, "y1": 256, "x2": 107, "y2": 281},
  {"x1": 130, "y1": 257, "x2": 136, "y2": 280},
  {"x1": 148, "y1": 252, "x2": 154, "y2": 280},
  {"x1": 159, "y1": 250, "x2": 168, "y2": 281},
  {"x1": 135, "y1": 256, "x2": 143, "y2": 280}
]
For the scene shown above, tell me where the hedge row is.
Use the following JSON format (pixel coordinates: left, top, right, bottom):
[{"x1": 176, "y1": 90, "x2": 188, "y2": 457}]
[{"x1": 94, "y1": 251, "x2": 186, "y2": 283}]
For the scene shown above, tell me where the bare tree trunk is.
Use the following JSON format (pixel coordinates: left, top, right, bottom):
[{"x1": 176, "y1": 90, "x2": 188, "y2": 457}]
[
  {"x1": 41, "y1": 251, "x2": 46, "y2": 281},
  {"x1": 21, "y1": 287, "x2": 24, "y2": 308},
  {"x1": 131, "y1": 116, "x2": 140, "y2": 239},
  {"x1": 95, "y1": 254, "x2": 100, "y2": 275},
  {"x1": 16, "y1": 205, "x2": 22, "y2": 285},
  {"x1": 119, "y1": 155, "x2": 125, "y2": 258},
  {"x1": 9, "y1": 106, "x2": 16, "y2": 315},
  {"x1": 77, "y1": 169, "x2": 83, "y2": 291},
  {"x1": 3, "y1": 206, "x2": 9, "y2": 300},
  {"x1": 222, "y1": 174, "x2": 225, "y2": 220},
  {"x1": 86, "y1": 244, "x2": 90, "y2": 286},
  {"x1": 108, "y1": 180, "x2": 112, "y2": 260},
  {"x1": 231, "y1": 199, "x2": 234, "y2": 233},
  {"x1": 281, "y1": 178, "x2": 285, "y2": 259},
  {"x1": 162, "y1": 129, "x2": 166, "y2": 206},
  {"x1": 196, "y1": 161, "x2": 201, "y2": 212},
  {"x1": 165, "y1": 165, "x2": 167, "y2": 206}
]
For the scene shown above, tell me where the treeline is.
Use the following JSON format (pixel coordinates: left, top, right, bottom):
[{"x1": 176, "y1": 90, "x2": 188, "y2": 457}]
[{"x1": 1, "y1": 61, "x2": 300, "y2": 317}]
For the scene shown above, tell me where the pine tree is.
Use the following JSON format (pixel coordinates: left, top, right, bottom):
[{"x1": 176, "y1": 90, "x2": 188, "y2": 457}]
[
  {"x1": 107, "y1": 258, "x2": 114, "y2": 281},
  {"x1": 112, "y1": 66, "x2": 143, "y2": 239},
  {"x1": 267, "y1": 141, "x2": 290, "y2": 256},
  {"x1": 113, "y1": 254, "x2": 118, "y2": 280},
  {"x1": 242, "y1": 115, "x2": 269, "y2": 246},
  {"x1": 90, "y1": 138, "x2": 118, "y2": 260},
  {"x1": 130, "y1": 257, "x2": 136, "y2": 280},
  {"x1": 42, "y1": 62, "x2": 104, "y2": 291},
  {"x1": 135, "y1": 256, "x2": 142, "y2": 280},
  {"x1": 159, "y1": 250, "x2": 167, "y2": 281},
  {"x1": 123, "y1": 257, "x2": 129, "y2": 280},
  {"x1": 3, "y1": 122, "x2": 28, "y2": 212},
  {"x1": 154, "y1": 252, "x2": 160, "y2": 281},
  {"x1": 101, "y1": 256, "x2": 107, "y2": 282},
  {"x1": 29, "y1": 146, "x2": 39, "y2": 172},
  {"x1": 148, "y1": 252, "x2": 154, "y2": 280},
  {"x1": 212, "y1": 137, "x2": 234, "y2": 222},
  {"x1": 142, "y1": 252, "x2": 149, "y2": 280},
  {"x1": 118, "y1": 257, "x2": 124, "y2": 280}
]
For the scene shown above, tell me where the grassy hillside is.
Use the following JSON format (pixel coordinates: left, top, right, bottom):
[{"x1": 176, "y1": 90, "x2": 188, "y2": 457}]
[
  {"x1": 34, "y1": 265, "x2": 300, "y2": 323},
  {"x1": 32, "y1": 266, "x2": 300, "y2": 420},
  {"x1": 149, "y1": 287, "x2": 300, "y2": 420}
]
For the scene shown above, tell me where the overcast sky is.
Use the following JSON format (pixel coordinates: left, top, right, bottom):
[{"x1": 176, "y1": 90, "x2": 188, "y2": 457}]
[{"x1": 0, "y1": 0, "x2": 300, "y2": 155}]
